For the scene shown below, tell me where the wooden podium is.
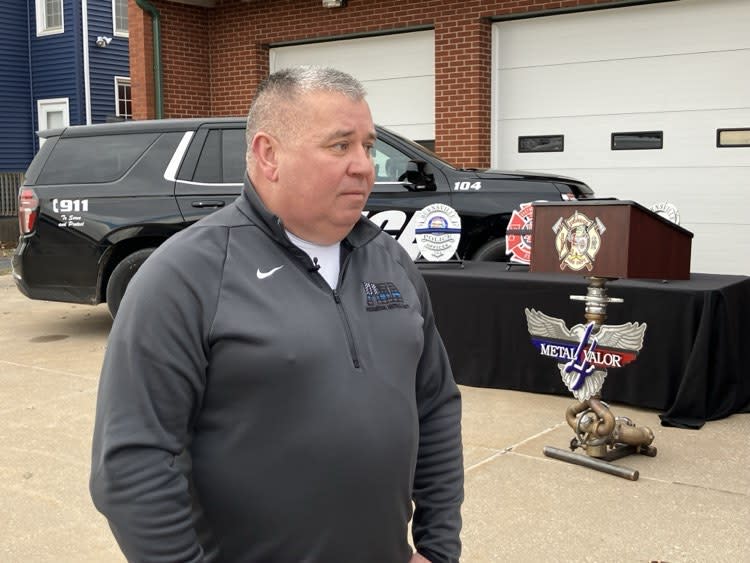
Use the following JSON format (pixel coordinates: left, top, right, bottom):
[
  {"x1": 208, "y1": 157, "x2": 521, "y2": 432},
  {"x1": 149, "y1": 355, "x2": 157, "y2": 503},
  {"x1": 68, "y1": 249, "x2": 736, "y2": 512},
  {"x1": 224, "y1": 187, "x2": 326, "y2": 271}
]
[{"x1": 530, "y1": 200, "x2": 693, "y2": 280}]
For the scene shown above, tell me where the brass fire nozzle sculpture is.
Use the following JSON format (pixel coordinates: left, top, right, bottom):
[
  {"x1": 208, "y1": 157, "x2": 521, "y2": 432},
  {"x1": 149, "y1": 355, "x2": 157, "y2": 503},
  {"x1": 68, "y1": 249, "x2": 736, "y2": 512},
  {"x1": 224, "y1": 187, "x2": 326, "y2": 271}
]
[{"x1": 526, "y1": 277, "x2": 657, "y2": 480}]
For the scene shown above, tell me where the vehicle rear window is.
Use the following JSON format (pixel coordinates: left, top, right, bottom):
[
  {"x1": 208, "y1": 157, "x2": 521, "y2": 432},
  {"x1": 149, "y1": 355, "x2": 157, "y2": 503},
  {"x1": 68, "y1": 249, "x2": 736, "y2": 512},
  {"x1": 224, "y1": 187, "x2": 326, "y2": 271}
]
[
  {"x1": 23, "y1": 136, "x2": 57, "y2": 184},
  {"x1": 35, "y1": 133, "x2": 160, "y2": 184}
]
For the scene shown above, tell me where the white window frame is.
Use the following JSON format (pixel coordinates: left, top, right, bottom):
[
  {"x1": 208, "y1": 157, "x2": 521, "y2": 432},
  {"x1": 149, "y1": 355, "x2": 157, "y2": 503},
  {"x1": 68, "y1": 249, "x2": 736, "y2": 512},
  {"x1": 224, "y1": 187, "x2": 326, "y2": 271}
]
[
  {"x1": 37, "y1": 98, "x2": 70, "y2": 147},
  {"x1": 112, "y1": 0, "x2": 129, "y2": 37},
  {"x1": 114, "y1": 76, "x2": 132, "y2": 119},
  {"x1": 35, "y1": 0, "x2": 64, "y2": 37}
]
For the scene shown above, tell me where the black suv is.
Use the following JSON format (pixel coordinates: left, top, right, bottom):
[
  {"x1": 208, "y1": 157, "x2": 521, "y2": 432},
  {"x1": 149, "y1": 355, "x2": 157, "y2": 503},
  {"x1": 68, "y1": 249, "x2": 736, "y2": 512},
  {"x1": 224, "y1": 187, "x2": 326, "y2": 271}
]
[{"x1": 13, "y1": 118, "x2": 593, "y2": 317}]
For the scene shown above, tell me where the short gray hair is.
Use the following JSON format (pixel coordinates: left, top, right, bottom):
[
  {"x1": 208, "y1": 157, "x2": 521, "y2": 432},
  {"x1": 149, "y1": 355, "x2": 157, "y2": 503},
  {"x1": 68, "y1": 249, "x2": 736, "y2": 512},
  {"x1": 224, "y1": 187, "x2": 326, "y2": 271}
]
[{"x1": 245, "y1": 66, "x2": 367, "y2": 150}]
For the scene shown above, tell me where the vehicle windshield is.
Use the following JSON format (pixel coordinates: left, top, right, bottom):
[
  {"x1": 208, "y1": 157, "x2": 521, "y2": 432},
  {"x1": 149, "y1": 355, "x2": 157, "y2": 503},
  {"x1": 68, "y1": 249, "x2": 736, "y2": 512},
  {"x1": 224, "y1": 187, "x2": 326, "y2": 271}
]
[{"x1": 378, "y1": 126, "x2": 456, "y2": 171}]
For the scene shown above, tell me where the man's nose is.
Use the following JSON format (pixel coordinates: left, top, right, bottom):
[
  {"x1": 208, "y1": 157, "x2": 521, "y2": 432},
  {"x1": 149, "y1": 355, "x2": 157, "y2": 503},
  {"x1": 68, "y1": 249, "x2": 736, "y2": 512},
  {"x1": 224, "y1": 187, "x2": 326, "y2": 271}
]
[{"x1": 348, "y1": 144, "x2": 374, "y2": 176}]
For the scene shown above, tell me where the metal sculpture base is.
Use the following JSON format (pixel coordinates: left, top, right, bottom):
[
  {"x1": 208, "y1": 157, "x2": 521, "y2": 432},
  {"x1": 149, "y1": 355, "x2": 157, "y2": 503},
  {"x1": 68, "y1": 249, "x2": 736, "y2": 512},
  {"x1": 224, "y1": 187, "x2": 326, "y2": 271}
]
[{"x1": 545, "y1": 276, "x2": 656, "y2": 480}]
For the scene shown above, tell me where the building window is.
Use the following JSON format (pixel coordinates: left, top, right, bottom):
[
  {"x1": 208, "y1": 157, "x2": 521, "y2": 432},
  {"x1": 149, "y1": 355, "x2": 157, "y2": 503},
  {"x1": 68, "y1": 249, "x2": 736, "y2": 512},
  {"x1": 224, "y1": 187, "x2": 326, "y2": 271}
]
[
  {"x1": 36, "y1": 0, "x2": 64, "y2": 36},
  {"x1": 518, "y1": 135, "x2": 564, "y2": 153},
  {"x1": 37, "y1": 98, "x2": 69, "y2": 147},
  {"x1": 115, "y1": 77, "x2": 132, "y2": 120},
  {"x1": 611, "y1": 131, "x2": 663, "y2": 150},
  {"x1": 113, "y1": 0, "x2": 128, "y2": 36},
  {"x1": 717, "y1": 128, "x2": 750, "y2": 148}
]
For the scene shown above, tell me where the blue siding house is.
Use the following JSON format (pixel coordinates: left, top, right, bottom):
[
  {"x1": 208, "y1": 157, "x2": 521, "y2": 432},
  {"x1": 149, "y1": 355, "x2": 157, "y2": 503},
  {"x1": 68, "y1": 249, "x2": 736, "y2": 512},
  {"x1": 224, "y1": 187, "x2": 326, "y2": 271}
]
[{"x1": 0, "y1": 0, "x2": 129, "y2": 220}]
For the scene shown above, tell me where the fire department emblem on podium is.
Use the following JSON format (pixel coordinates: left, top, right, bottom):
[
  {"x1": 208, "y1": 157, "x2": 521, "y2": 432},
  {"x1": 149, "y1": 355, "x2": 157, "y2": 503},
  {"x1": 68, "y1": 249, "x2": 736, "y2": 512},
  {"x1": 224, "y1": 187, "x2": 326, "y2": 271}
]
[{"x1": 552, "y1": 211, "x2": 606, "y2": 272}]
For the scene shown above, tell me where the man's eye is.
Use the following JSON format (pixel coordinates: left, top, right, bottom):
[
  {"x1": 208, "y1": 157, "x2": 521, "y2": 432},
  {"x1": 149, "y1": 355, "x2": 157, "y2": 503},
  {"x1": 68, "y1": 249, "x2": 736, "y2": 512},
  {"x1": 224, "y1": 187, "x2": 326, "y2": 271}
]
[
  {"x1": 333, "y1": 142, "x2": 349, "y2": 151},
  {"x1": 365, "y1": 144, "x2": 375, "y2": 157}
]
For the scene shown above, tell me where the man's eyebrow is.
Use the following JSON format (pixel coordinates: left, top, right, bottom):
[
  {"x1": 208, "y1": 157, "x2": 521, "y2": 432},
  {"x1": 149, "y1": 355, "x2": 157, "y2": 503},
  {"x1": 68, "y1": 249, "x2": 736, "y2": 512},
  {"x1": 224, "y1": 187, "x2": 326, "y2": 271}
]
[{"x1": 323, "y1": 129, "x2": 377, "y2": 142}]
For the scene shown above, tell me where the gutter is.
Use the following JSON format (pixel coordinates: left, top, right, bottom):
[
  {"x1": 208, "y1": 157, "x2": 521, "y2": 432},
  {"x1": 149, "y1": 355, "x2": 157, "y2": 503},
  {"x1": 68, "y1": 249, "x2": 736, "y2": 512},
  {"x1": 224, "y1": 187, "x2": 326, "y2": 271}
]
[{"x1": 135, "y1": 0, "x2": 163, "y2": 118}]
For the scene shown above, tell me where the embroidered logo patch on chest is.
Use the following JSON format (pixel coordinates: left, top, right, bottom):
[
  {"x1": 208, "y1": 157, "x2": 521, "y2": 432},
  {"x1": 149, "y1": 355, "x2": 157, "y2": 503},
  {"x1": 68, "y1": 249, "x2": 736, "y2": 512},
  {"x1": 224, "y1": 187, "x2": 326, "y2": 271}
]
[{"x1": 362, "y1": 281, "x2": 409, "y2": 312}]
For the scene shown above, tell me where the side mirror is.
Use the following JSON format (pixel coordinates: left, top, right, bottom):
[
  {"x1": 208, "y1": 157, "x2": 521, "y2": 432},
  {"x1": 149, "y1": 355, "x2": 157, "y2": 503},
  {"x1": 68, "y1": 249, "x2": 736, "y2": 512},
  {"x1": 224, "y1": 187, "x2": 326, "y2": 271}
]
[{"x1": 398, "y1": 160, "x2": 435, "y2": 191}]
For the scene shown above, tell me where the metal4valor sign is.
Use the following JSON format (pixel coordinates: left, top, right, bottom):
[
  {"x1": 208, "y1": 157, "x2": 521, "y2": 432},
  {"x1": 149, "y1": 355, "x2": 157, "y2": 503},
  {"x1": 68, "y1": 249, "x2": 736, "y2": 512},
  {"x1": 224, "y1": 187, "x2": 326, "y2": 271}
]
[{"x1": 525, "y1": 309, "x2": 647, "y2": 401}]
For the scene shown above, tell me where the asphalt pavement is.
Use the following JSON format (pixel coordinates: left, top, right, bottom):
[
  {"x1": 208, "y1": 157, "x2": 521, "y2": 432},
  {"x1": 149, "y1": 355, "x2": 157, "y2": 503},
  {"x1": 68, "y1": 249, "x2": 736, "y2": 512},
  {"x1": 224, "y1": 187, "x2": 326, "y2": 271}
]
[{"x1": 0, "y1": 272, "x2": 748, "y2": 562}]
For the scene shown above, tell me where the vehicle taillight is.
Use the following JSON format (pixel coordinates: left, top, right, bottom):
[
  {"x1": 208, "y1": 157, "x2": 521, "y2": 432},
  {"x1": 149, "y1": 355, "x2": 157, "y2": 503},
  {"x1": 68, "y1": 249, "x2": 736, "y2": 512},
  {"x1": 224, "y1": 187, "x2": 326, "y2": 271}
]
[{"x1": 18, "y1": 188, "x2": 39, "y2": 235}]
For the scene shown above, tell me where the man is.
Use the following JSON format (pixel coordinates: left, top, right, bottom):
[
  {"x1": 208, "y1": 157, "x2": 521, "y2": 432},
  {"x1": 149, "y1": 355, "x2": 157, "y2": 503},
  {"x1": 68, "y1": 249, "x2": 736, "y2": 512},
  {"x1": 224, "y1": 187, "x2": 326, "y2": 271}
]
[{"x1": 90, "y1": 66, "x2": 463, "y2": 562}]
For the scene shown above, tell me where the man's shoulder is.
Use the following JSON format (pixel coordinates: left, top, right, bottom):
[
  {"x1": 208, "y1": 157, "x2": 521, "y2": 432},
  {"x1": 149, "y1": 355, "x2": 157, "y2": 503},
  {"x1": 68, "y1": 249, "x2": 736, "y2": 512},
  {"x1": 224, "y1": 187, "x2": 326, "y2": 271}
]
[
  {"x1": 168, "y1": 198, "x2": 258, "y2": 246},
  {"x1": 192, "y1": 196, "x2": 258, "y2": 229},
  {"x1": 145, "y1": 200, "x2": 257, "y2": 273}
]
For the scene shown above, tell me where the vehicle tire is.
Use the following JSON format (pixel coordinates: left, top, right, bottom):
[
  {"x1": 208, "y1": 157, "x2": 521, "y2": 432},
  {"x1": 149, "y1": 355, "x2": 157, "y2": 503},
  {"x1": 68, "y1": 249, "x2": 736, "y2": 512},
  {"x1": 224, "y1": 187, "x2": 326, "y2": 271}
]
[
  {"x1": 106, "y1": 248, "x2": 156, "y2": 319},
  {"x1": 471, "y1": 238, "x2": 508, "y2": 262}
]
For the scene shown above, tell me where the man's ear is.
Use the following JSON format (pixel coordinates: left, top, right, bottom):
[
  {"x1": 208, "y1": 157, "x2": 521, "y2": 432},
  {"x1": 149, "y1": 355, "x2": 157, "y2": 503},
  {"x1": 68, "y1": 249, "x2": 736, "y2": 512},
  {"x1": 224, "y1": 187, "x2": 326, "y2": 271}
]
[{"x1": 251, "y1": 132, "x2": 279, "y2": 182}]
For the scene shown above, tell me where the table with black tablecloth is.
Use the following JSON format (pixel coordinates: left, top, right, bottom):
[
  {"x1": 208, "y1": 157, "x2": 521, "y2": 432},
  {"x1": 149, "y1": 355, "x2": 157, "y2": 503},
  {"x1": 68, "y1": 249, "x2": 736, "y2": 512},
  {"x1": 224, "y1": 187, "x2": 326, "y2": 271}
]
[{"x1": 419, "y1": 261, "x2": 750, "y2": 428}]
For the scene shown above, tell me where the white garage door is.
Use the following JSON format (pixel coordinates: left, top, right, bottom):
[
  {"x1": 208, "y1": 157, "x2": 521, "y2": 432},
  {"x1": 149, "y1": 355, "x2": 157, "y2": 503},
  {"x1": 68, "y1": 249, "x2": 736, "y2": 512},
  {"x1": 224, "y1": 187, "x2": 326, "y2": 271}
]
[
  {"x1": 270, "y1": 31, "x2": 434, "y2": 142},
  {"x1": 492, "y1": 0, "x2": 750, "y2": 275}
]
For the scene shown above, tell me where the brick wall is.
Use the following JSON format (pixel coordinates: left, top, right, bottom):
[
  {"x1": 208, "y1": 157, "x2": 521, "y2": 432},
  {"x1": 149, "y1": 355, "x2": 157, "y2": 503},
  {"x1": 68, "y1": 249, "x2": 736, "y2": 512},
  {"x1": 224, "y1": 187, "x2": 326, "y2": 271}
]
[
  {"x1": 128, "y1": 2, "x2": 154, "y2": 120},
  {"x1": 130, "y1": 0, "x2": 624, "y2": 167}
]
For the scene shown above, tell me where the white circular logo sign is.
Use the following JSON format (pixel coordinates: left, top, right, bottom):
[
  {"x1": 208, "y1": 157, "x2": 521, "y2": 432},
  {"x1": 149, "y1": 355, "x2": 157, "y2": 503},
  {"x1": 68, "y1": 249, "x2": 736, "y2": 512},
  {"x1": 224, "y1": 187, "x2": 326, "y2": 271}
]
[
  {"x1": 414, "y1": 204, "x2": 462, "y2": 262},
  {"x1": 649, "y1": 201, "x2": 680, "y2": 225}
]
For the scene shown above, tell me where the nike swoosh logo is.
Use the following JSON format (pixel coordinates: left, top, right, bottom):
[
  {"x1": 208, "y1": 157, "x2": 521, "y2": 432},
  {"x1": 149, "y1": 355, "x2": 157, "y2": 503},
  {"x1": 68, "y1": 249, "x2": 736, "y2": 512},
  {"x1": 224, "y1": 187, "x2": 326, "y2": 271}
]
[{"x1": 256, "y1": 265, "x2": 284, "y2": 279}]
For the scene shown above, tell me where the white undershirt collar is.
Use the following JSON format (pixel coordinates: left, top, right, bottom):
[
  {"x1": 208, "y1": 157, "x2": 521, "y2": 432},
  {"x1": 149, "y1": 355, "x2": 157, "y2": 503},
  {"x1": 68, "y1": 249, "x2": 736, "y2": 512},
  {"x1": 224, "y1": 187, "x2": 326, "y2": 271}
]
[{"x1": 286, "y1": 231, "x2": 341, "y2": 289}]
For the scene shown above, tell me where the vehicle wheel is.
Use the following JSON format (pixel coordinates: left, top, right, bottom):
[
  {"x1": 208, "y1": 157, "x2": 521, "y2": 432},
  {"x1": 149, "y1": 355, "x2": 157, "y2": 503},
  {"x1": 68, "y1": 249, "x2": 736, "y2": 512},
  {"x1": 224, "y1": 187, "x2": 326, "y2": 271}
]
[
  {"x1": 471, "y1": 238, "x2": 508, "y2": 262},
  {"x1": 106, "y1": 248, "x2": 155, "y2": 319}
]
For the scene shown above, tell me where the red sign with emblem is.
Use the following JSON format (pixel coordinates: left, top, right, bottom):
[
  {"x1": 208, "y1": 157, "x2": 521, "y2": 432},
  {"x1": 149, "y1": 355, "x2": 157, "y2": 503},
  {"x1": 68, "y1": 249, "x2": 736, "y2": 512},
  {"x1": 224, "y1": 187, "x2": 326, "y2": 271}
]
[{"x1": 505, "y1": 202, "x2": 535, "y2": 264}]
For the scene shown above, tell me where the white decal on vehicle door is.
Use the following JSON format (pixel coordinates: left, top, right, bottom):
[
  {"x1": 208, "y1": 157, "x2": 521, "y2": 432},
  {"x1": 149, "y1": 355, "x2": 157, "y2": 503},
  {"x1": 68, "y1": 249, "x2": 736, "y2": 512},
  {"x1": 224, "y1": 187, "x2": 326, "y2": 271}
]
[{"x1": 363, "y1": 210, "x2": 419, "y2": 260}]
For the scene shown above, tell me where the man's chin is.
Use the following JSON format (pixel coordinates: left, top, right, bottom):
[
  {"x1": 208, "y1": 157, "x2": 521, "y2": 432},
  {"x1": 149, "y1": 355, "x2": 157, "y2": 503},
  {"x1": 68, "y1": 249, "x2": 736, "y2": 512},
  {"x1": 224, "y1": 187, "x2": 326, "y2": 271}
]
[{"x1": 333, "y1": 211, "x2": 366, "y2": 231}]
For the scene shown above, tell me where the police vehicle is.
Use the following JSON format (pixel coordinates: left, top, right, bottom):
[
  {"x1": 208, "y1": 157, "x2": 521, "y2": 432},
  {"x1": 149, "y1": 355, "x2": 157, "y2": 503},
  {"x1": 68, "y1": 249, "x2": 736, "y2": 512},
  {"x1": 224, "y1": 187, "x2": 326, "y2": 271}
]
[{"x1": 13, "y1": 118, "x2": 594, "y2": 317}]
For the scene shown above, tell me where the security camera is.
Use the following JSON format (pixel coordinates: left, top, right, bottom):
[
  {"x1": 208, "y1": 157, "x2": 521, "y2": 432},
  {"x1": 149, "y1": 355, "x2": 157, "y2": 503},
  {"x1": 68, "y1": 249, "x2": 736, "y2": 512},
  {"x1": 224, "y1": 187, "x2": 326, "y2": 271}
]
[{"x1": 96, "y1": 36, "x2": 112, "y2": 48}]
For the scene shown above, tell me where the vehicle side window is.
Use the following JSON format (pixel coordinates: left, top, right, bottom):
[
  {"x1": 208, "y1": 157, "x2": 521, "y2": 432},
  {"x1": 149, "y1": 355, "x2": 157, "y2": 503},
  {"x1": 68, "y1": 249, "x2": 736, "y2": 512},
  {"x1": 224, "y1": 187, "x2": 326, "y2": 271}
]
[
  {"x1": 193, "y1": 130, "x2": 222, "y2": 183},
  {"x1": 373, "y1": 138, "x2": 410, "y2": 183},
  {"x1": 193, "y1": 129, "x2": 246, "y2": 184},
  {"x1": 36, "y1": 133, "x2": 159, "y2": 185},
  {"x1": 222, "y1": 129, "x2": 247, "y2": 183}
]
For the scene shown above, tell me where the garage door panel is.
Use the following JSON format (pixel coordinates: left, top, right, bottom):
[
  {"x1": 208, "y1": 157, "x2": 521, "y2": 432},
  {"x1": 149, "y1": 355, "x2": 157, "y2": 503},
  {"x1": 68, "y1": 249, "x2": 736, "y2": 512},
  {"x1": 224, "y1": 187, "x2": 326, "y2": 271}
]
[
  {"x1": 684, "y1": 226, "x2": 750, "y2": 275},
  {"x1": 495, "y1": 0, "x2": 750, "y2": 69},
  {"x1": 535, "y1": 167, "x2": 749, "y2": 274},
  {"x1": 532, "y1": 168, "x2": 746, "y2": 237},
  {"x1": 270, "y1": 32, "x2": 434, "y2": 81},
  {"x1": 492, "y1": 1, "x2": 749, "y2": 273},
  {"x1": 270, "y1": 31, "x2": 434, "y2": 140},
  {"x1": 497, "y1": 50, "x2": 750, "y2": 119},
  {"x1": 365, "y1": 76, "x2": 435, "y2": 139},
  {"x1": 498, "y1": 109, "x2": 750, "y2": 169}
]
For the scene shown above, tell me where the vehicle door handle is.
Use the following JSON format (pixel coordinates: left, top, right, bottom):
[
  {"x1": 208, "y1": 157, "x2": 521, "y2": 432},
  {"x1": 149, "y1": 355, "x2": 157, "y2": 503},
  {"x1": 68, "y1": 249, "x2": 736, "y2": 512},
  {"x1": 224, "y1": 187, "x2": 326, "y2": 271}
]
[{"x1": 191, "y1": 200, "x2": 226, "y2": 209}]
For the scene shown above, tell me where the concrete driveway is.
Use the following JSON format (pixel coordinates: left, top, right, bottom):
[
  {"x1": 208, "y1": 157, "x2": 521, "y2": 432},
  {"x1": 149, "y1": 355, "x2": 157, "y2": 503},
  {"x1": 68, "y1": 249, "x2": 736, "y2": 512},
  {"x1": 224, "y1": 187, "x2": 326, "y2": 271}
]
[{"x1": 1, "y1": 272, "x2": 748, "y2": 562}]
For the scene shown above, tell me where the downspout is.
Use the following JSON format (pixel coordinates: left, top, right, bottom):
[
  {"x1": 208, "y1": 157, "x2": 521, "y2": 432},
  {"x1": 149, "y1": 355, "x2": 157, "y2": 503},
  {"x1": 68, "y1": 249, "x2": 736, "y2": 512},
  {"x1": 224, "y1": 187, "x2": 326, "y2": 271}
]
[
  {"x1": 73, "y1": 0, "x2": 85, "y2": 125},
  {"x1": 26, "y1": 0, "x2": 36, "y2": 151},
  {"x1": 82, "y1": 0, "x2": 92, "y2": 124},
  {"x1": 135, "y1": 0, "x2": 163, "y2": 119}
]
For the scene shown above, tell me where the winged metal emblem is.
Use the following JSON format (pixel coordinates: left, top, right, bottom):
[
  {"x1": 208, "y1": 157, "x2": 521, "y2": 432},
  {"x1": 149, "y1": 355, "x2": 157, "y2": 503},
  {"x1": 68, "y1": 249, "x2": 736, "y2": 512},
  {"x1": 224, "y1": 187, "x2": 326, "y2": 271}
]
[{"x1": 525, "y1": 308, "x2": 647, "y2": 401}]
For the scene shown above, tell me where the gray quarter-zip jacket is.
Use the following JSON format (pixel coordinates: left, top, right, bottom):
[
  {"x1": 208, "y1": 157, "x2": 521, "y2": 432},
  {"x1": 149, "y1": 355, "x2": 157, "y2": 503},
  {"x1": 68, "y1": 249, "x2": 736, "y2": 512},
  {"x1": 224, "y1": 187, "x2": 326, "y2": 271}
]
[{"x1": 90, "y1": 178, "x2": 463, "y2": 563}]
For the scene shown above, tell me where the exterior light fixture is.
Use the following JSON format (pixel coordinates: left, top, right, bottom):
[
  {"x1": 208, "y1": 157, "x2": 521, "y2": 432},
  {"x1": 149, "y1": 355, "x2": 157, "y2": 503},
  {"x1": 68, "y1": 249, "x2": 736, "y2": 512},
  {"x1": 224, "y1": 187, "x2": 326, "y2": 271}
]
[{"x1": 322, "y1": 0, "x2": 346, "y2": 7}]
